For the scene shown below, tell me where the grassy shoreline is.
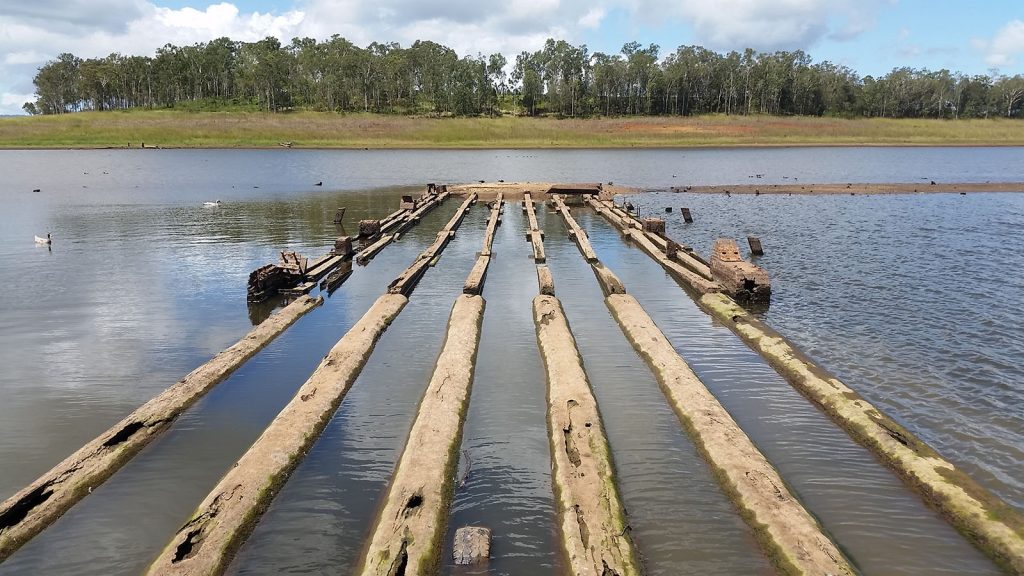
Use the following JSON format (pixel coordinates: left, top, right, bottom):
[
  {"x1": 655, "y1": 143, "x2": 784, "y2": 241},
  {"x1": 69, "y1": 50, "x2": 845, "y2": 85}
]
[{"x1": 2, "y1": 111, "x2": 1023, "y2": 149}]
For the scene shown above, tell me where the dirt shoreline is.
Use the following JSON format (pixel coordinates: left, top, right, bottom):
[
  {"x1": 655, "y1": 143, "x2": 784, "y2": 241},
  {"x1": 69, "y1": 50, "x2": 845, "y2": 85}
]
[
  {"x1": 451, "y1": 181, "x2": 1024, "y2": 200},
  {"x1": 670, "y1": 182, "x2": 1024, "y2": 195}
]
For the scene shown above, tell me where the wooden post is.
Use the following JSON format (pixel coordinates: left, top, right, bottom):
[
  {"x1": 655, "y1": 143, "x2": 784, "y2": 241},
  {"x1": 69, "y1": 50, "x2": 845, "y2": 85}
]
[
  {"x1": 747, "y1": 236, "x2": 764, "y2": 256},
  {"x1": 681, "y1": 208, "x2": 693, "y2": 223}
]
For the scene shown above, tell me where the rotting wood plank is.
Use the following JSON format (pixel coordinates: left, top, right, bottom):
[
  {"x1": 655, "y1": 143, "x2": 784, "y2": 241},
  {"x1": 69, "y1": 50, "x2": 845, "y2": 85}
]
[
  {"x1": 463, "y1": 255, "x2": 490, "y2": 295},
  {"x1": 537, "y1": 265, "x2": 554, "y2": 296},
  {"x1": 533, "y1": 294, "x2": 640, "y2": 576},
  {"x1": 146, "y1": 293, "x2": 407, "y2": 576},
  {"x1": 358, "y1": 292, "x2": 485, "y2": 576},
  {"x1": 480, "y1": 193, "x2": 503, "y2": 257},
  {"x1": 524, "y1": 193, "x2": 542, "y2": 237},
  {"x1": 586, "y1": 197, "x2": 719, "y2": 295},
  {"x1": 552, "y1": 195, "x2": 598, "y2": 263},
  {"x1": 388, "y1": 231, "x2": 453, "y2": 296},
  {"x1": 529, "y1": 230, "x2": 546, "y2": 263},
  {"x1": 388, "y1": 199, "x2": 473, "y2": 296},
  {"x1": 587, "y1": 197, "x2": 712, "y2": 280},
  {"x1": 605, "y1": 292, "x2": 854, "y2": 576},
  {"x1": 442, "y1": 194, "x2": 477, "y2": 234},
  {"x1": 356, "y1": 234, "x2": 396, "y2": 265},
  {"x1": 698, "y1": 292, "x2": 1024, "y2": 575},
  {"x1": 304, "y1": 255, "x2": 345, "y2": 282},
  {"x1": 0, "y1": 295, "x2": 323, "y2": 562}
]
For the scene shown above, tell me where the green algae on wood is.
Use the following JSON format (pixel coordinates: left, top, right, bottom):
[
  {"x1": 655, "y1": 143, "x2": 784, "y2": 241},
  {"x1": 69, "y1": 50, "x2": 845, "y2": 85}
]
[
  {"x1": 358, "y1": 295, "x2": 485, "y2": 576},
  {"x1": 699, "y1": 291, "x2": 1024, "y2": 575},
  {"x1": 0, "y1": 294, "x2": 323, "y2": 563},
  {"x1": 605, "y1": 293, "x2": 854, "y2": 576},
  {"x1": 533, "y1": 294, "x2": 640, "y2": 576}
]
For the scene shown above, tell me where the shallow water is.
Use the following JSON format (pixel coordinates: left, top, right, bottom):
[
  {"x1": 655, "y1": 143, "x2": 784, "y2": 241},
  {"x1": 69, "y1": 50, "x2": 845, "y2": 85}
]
[{"x1": 0, "y1": 148, "x2": 1021, "y2": 575}]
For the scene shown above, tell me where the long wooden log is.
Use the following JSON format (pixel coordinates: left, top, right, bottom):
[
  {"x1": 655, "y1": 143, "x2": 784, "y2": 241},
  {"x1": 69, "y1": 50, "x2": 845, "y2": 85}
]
[
  {"x1": 146, "y1": 294, "x2": 407, "y2": 576},
  {"x1": 552, "y1": 195, "x2": 598, "y2": 263},
  {"x1": 606, "y1": 293, "x2": 854, "y2": 576},
  {"x1": 0, "y1": 295, "x2": 324, "y2": 562},
  {"x1": 533, "y1": 294, "x2": 640, "y2": 576},
  {"x1": 699, "y1": 292, "x2": 1024, "y2": 574},
  {"x1": 358, "y1": 293, "x2": 485, "y2": 576},
  {"x1": 480, "y1": 193, "x2": 503, "y2": 257}
]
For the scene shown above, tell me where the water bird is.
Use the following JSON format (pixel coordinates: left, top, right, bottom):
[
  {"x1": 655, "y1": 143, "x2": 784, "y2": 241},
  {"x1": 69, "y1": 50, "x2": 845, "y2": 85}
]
[
  {"x1": 32, "y1": 188, "x2": 40, "y2": 193},
  {"x1": 203, "y1": 200, "x2": 222, "y2": 207},
  {"x1": 314, "y1": 181, "x2": 323, "y2": 186},
  {"x1": 930, "y1": 180, "x2": 937, "y2": 185},
  {"x1": 34, "y1": 233, "x2": 52, "y2": 245}
]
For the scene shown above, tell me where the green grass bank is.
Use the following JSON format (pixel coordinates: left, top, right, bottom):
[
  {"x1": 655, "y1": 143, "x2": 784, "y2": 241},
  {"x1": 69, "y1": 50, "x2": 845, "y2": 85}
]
[{"x1": 2, "y1": 111, "x2": 1023, "y2": 148}]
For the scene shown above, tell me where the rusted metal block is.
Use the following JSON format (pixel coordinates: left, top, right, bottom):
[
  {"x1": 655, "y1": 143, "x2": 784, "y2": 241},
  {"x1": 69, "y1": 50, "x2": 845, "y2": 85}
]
[
  {"x1": 453, "y1": 526, "x2": 491, "y2": 565},
  {"x1": 359, "y1": 219, "x2": 382, "y2": 238},
  {"x1": 642, "y1": 218, "x2": 666, "y2": 236},
  {"x1": 682, "y1": 207, "x2": 693, "y2": 223},
  {"x1": 710, "y1": 238, "x2": 771, "y2": 304},
  {"x1": 333, "y1": 207, "x2": 346, "y2": 223}
]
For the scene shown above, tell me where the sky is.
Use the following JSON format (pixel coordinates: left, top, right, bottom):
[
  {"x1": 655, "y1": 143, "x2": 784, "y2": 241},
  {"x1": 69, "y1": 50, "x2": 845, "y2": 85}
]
[{"x1": 0, "y1": 0, "x2": 1022, "y2": 114}]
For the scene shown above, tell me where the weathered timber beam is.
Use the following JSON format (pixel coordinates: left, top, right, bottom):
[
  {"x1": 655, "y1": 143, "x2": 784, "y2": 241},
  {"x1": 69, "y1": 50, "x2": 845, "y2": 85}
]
[
  {"x1": 359, "y1": 293, "x2": 485, "y2": 576},
  {"x1": 699, "y1": 292, "x2": 1024, "y2": 575},
  {"x1": 463, "y1": 256, "x2": 490, "y2": 295},
  {"x1": 551, "y1": 195, "x2": 598, "y2": 263},
  {"x1": 533, "y1": 294, "x2": 640, "y2": 576},
  {"x1": 605, "y1": 292, "x2": 854, "y2": 576},
  {"x1": 587, "y1": 197, "x2": 719, "y2": 295},
  {"x1": 147, "y1": 293, "x2": 407, "y2": 576},
  {"x1": 0, "y1": 295, "x2": 323, "y2": 562},
  {"x1": 480, "y1": 193, "x2": 503, "y2": 257}
]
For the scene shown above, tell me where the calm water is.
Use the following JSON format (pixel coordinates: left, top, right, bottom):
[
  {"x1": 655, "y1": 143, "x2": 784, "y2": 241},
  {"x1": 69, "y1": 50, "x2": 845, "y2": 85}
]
[{"x1": 0, "y1": 148, "x2": 1021, "y2": 575}]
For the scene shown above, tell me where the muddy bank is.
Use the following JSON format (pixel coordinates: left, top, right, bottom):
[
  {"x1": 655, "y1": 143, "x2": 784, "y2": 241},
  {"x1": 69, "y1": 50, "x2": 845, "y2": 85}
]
[
  {"x1": 671, "y1": 182, "x2": 1024, "y2": 195},
  {"x1": 450, "y1": 182, "x2": 637, "y2": 201}
]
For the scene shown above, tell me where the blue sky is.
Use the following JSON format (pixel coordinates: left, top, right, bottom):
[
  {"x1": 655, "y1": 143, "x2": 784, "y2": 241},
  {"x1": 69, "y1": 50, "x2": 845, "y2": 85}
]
[{"x1": 1, "y1": 0, "x2": 1022, "y2": 113}]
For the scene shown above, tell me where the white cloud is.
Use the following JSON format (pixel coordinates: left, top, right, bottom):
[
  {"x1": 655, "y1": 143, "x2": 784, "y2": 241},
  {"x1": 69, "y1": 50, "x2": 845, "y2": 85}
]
[
  {"x1": 632, "y1": 0, "x2": 886, "y2": 52},
  {"x1": 2, "y1": 92, "x2": 37, "y2": 110},
  {"x1": 978, "y1": 20, "x2": 1024, "y2": 68}
]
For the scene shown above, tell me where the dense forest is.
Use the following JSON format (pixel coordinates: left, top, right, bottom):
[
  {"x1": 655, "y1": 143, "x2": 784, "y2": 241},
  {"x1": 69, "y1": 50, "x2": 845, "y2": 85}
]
[{"x1": 23, "y1": 36, "x2": 1024, "y2": 119}]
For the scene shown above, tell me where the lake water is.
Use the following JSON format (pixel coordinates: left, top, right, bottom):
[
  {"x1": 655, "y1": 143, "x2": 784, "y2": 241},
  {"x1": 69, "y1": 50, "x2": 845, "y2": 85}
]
[{"x1": 0, "y1": 148, "x2": 1021, "y2": 575}]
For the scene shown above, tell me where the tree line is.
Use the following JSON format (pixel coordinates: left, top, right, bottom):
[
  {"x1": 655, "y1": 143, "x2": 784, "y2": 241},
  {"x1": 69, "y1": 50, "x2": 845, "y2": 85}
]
[{"x1": 24, "y1": 35, "x2": 1024, "y2": 119}]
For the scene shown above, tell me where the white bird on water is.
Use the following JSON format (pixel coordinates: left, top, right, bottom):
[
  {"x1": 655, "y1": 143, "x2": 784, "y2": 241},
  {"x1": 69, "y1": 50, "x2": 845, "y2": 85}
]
[
  {"x1": 34, "y1": 233, "x2": 52, "y2": 245},
  {"x1": 203, "y1": 200, "x2": 222, "y2": 207}
]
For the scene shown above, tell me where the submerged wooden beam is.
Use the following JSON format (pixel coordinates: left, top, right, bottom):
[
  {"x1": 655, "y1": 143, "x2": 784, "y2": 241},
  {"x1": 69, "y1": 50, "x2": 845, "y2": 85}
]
[
  {"x1": 586, "y1": 196, "x2": 719, "y2": 295},
  {"x1": 463, "y1": 255, "x2": 490, "y2": 295},
  {"x1": 533, "y1": 294, "x2": 640, "y2": 576},
  {"x1": 148, "y1": 198, "x2": 471, "y2": 576},
  {"x1": 480, "y1": 193, "x2": 503, "y2": 257},
  {"x1": 588, "y1": 197, "x2": 712, "y2": 281},
  {"x1": 605, "y1": 292, "x2": 853, "y2": 576},
  {"x1": 0, "y1": 295, "x2": 324, "y2": 562},
  {"x1": 358, "y1": 293, "x2": 485, "y2": 576},
  {"x1": 699, "y1": 292, "x2": 1024, "y2": 574},
  {"x1": 552, "y1": 195, "x2": 598, "y2": 263},
  {"x1": 147, "y1": 294, "x2": 407, "y2": 576}
]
